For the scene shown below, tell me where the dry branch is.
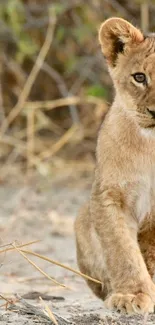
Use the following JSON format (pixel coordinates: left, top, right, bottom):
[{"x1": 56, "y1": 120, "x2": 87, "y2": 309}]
[
  {"x1": 39, "y1": 296, "x2": 59, "y2": 325},
  {"x1": 26, "y1": 108, "x2": 35, "y2": 169},
  {"x1": 2, "y1": 243, "x2": 102, "y2": 285},
  {"x1": 0, "y1": 95, "x2": 107, "y2": 169},
  {"x1": 37, "y1": 62, "x2": 80, "y2": 124},
  {"x1": 0, "y1": 294, "x2": 12, "y2": 304},
  {"x1": 9, "y1": 295, "x2": 73, "y2": 325},
  {"x1": 21, "y1": 249, "x2": 102, "y2": 285},
  {"x1": 141, "y1": 1, "x2": 149, "y2": 33},
  {"x1": 0, "y1": 95, "x2": 106, "y2": 169},
  {"x1": 0, "y1": 135, "x2": 25, "y2": 150},
  {"x1": 24, "y1": 96, "x2": 106, "y2": 111},
  {"x1": 0, "y1": 72, "x2": 5, "y2": 123},
  {"x1": 0, "y1": 7, "x2": 56, "y2": 135},
  {"x1": 0, "y1": 239, "x2": 40, "y2": 254},
  {"x1": 12, "y1": 244, "x2": 67, "y2": 288},
  {"x1": 38, "y1": 124, "x2": 78, "y2": 161},
  {"x1": 24, "y1": 125, "x2": 79, "y2": 168}
]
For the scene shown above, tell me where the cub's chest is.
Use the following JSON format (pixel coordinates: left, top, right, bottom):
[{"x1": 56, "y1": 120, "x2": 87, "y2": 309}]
[
  {"x1": 135, "y1": 174, "x2": 155, "y2": 223},
  {"x1": 133, "y1": 132, "x2": 155, "y2": 222}
]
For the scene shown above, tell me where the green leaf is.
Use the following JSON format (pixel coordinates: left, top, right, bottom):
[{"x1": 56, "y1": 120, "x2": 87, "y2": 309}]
[
  {"x1": 56, "y1": 26, "x2": 65, "y2": 42},
  {"x1": 52, "y1": 3, "x2": 66, "y2": 15},
  {"x1": 18, "y1": 36, "x2": 38, "y2": 56},
  {"x1": 72, "y1": 25, "x2": 94, "y2": 44},
  {"x1": 86, "y1": 85, "x2": 107, "y2": 98},
  {"x1": 65, "y1": 57, "x2": 78, "y2": 73},
  {"x1": 6, "y1": 0, "x2": 24, "y2": 34}
]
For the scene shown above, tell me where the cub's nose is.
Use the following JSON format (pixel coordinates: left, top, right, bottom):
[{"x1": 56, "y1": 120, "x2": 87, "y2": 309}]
[{"x1": 147, "y1": 108, "x2": 155, "y2": 118}]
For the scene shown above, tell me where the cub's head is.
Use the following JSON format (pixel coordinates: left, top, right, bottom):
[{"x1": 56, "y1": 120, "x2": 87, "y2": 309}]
[{"x1": 99, "y1": 18, "x2": 155, "y2": 128}]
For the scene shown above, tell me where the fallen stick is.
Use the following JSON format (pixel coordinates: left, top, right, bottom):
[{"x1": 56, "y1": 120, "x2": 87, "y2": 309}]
[{"x1": 9, "y1": 295, "x2": 74, "y2": 325}]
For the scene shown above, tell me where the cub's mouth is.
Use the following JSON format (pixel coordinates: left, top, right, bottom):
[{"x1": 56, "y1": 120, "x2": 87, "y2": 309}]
[{"x1": 147, "y1": 108, "x2": 155, "y2": 119}]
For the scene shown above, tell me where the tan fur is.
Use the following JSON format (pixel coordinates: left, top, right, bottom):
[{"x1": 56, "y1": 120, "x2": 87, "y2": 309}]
[{"x1": 75, "y1": 18, "x2": 155, "y2": 314}]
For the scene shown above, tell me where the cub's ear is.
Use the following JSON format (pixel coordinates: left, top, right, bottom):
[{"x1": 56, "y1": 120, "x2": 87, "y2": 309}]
[{"x1": 99, "y1": 18, "x2": 144, "y2": 66}]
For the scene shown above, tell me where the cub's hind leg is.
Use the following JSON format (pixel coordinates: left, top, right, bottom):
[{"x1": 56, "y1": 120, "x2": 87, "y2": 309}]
[
  {"x1": 75, "y1": 204, "x2": 110, "y2": 300},
  {"x1": 76, "y1": 243, "x2": 110, "y2": 300},
  {"x1": 139, "y1": 225, "x2": 155, "y2": 279}
]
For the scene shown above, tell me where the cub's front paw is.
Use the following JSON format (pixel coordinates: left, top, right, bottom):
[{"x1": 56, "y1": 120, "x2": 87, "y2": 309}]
[{"x1": 104, "y1": 293, "x2": 154, "y2": 314}]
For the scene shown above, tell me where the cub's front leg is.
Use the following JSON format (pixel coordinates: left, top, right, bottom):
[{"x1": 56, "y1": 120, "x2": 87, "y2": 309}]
[{"x1": 91, "y1": 188, "x2": 155, "y2": 314}]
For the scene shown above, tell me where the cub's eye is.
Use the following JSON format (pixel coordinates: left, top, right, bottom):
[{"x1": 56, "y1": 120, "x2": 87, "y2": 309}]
[{"x1": 132, "y1": 73, "x2": 146, "y2": 84}]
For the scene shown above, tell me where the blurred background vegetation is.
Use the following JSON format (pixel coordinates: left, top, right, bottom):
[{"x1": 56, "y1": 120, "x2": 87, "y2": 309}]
[{"x1": 0, "y1": 0, "x2": 153, "y2": 179}]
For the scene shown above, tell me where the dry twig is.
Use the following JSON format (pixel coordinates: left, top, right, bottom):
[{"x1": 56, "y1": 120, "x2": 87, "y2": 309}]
[
  {"x1": 0, "y1": 134, "x2": 25, "y2": 150},
  {"x1": 38, "y1": 124, "x2": 78, "y2": 161},
  {"x1": 24, "y1": 96, "x2": 106, "y2": 111},
  {"x1": 0, "y1": 96, "x2": 106, "y2": 168},
  {"x1": 9, "y1": 295, "x2": 72, "y2": 325},
  {"x1": 21, "y1": 249, "x2": 102, "y2": 285},
  {"x1": 0, "y1": 294, "x2": 12, "y2": 304},
  {"x1": 3, "y1": 243, "x2": 101, "y2": 285},
  {"x1": 36, "y1": 61, "x2": 80, "y2": 124},
  {"x1": 39, "y1": 296, "x2": 59, "y2": 325},
  {"x1": 0, "y1": 72, "x2": 5, "y2": 123},
  {"x1": 12, "y1": 243, "x2": 68, "y2": 289},
  {"x1": 0, "y1": 294, "x2": 17, "y2": 310},
  {"x1": 0, "y1": 7, "x2": 56, "y2": 134},
  {"x1": 26, "y1": 108, "x2": 35, "y2": 169},
  {"x1": 0, "y1": 239, "x2": 40, "y2": 254}
]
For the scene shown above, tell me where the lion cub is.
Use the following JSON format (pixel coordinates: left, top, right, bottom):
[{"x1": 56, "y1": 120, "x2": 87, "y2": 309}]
[{"x1": 75, "y1": 18, "x2": 155, "y2": 314}]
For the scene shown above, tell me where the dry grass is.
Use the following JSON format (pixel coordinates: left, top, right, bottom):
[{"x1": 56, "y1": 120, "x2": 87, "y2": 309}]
[
  {"x1": 20, "y1": 249, "x2": 102, "y2": 285},
  {"x1": 0, "y1": 240, "x2": 151, "y2": 325},
  {"x1": 39, "y1": 296, "x2": 59, "y2": 325},
  {"x1": 0, "y1": 238, "x2": 102, "y2": 317},
  {"x1": 0, "y1": 240, "x2": 41, "y2": 254},
  {"x1": 12, "y1": 243, "x2": 68, "y2": 289},
  {"x1": 1, "y1": 238, "x2": 102, "y2": 304}
]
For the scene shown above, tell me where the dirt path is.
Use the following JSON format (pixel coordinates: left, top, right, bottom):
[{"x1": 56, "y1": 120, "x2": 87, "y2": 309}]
[{"x1": 0, "y1": 174, "x2": 155, "y2": 324}]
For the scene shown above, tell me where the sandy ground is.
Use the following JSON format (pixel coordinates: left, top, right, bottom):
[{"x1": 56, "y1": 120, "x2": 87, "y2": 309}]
[{"x1": 0, "y1": 171, "x2": 155, "y2": 325}]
